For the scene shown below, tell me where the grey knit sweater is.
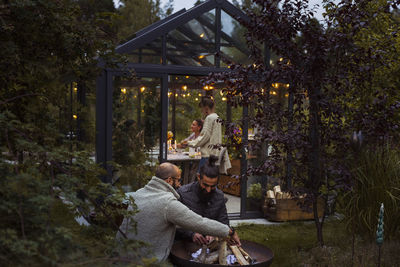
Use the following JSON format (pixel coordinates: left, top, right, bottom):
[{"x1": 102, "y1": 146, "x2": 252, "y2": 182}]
[{"x1": 117, "y1": 176, "x2": 229, "y2": 262}]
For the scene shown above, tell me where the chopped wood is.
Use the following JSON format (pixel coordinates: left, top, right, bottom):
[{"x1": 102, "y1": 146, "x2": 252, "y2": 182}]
[
  {"x1": 266, "y1": 190, "x2": 275, "y2": 199},
  {"x1": 207, "y1": 239, "x2": 219, "y2": 250},
  {"x1": 238, "y1": 246, "x2": 253, "y2": 262},
  {"x1": 276, "y1": 191, "x2": 283, "y2": 199},
  {"x1": 198, "y1": 244, "x2": 207, "y2": 263},
  {"x1": 273, "y1": 185, "x2": 281, "y2": 195},
  {"x1": 229, "y1": 245, "x2": 249, "y2": 265},
  {"x1": 204, "y1": 251, "x2": 220, "y2": 264},
  {"x1": 218, "y1": 240, "x2": 228, "y2": 265}
]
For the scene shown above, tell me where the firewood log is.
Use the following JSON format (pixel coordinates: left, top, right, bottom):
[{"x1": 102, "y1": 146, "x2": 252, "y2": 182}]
[
  {"x1": 229, "y1": 245, "x2": 249, "y2": 265},
  {"x1": 198, "y1": 244, "x2": 207, "y2": 263},
  {"x1": 207, "y1": 239, "x2": 219, "y2": 250},
  {"x1": 218, "y1": 240, "x2": 227, "y2": 265},
  {"x1": 204, "y1": 251, "x2": 219, "y2": 264},
  {"x1": 238, "y1": 246, "x2": 253, "y2": 262}
]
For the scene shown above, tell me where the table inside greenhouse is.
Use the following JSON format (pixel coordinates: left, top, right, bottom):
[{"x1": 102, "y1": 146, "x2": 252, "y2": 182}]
[{"x1": 167, "y1": 153, "x2": 201, "y2": 184}]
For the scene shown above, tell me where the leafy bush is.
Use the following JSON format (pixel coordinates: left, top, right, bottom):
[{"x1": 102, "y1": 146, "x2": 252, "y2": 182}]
[
  {"x1": 247, "y1": 183, "x2": 263, "y2": 200},
  {"x1": 339, "y1": 146, "x2": 400, "y2": 240}
]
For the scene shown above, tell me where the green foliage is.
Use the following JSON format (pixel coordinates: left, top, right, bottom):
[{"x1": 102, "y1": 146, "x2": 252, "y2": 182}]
[
  {"x1": 247, "y1": 183, "x2": 263, "y2": 200},
  {"x1": 117, "y1": 0, "x2": 173, "y2": 42},
  {"x1": 0, "y1": 0, "x2": 151, "y2": 265},
  {"x1": 339, "y1": 146, "x2": 400, "y2": 240}
]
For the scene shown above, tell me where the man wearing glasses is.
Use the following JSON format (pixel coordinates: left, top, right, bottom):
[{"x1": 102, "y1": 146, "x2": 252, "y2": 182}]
[
  {"x1": 176, "y1": 156, "x2": 241, "y2": 246},
  {"x1": 117, "y1": 162, "x2": 235, "y2": 262}
]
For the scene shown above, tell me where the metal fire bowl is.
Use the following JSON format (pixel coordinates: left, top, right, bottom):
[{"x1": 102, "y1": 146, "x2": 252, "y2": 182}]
[{"x1": 170, "y1": 240, "x2": 274, "y2": 267}]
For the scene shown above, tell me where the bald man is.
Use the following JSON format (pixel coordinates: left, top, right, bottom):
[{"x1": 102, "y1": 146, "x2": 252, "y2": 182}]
[{"x1": 117, "y1": 163, "x2": 234, "y2": 262}]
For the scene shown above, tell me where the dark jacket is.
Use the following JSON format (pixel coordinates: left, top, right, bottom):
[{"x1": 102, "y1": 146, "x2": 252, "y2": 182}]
[{"x1": 176, "y1": 181, "x2": 229, "y2": 240}]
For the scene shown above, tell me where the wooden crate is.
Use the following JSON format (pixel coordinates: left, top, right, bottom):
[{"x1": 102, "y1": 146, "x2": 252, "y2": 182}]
[
  {"x1": 218, "y1": 174, "x2": 241, "y2": 196},
  {"x1": 264, "y1": 198, "x2": 324, "y2": 222}
]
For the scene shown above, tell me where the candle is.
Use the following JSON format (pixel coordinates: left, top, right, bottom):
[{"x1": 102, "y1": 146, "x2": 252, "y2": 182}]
[{"x1": 174, "y1": 140, "x2": 177, "y2": 150}]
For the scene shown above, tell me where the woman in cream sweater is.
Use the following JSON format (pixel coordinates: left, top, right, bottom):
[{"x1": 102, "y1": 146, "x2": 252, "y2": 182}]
[{"x1": 188, "y1": 96, "x2": 222, "y2": 171}]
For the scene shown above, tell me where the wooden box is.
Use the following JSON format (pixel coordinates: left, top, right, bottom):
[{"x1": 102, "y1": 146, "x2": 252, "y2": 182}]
[
  {"x1": 263, "y1": 198, "x2": 324, "y2": 222},
  {"x1": 218, "y1": 174, "x2": 241, "y2": 196}
]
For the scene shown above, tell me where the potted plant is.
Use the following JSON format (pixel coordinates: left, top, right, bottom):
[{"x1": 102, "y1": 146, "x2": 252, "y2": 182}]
[{"x1": 247, "y1": 183, "x2": 263, "y2": 211}]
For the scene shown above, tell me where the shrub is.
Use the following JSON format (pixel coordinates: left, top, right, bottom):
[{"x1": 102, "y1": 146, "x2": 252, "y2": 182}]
[{"x1": 339, "y1": 145, "x2": 400, "y2": 240}]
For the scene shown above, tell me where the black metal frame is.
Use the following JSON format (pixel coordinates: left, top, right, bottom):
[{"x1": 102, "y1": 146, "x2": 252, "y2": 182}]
[{"x1": 96, "y1": 0, "x2": 267, "y2": 219}]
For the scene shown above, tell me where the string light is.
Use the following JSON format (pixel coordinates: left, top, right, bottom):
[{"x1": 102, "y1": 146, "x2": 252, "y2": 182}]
[
  {"x1": 73, "y1": 87, "x2": 78, "y2": 92},
  {"x1": 222, "y1": 97, "x2": 227, "y2": 101},
  {"x1": 200, "y1": 33, "x2": 205, "y2": 38},
  {"x1": 73, "y1": 114, "x2": 78, "y2": 119},
  {"x1": 121, "y1": 88, "x2": 127, "y2": 94},
  {"x1": 219, "y1": 90, "x2": 224, "y2": 96},
  {"x1": 198, "y1": 93, "x2": 202, "y2": 96},
  {"x1": 185, "y1": 76, "x2": 189, "y2": 78},
  {"x1": 270, "y1": 91, "x2": 277, "y2": 95},
  {"x1": 182, "y1": 85, "x2": 187, "y2": 90},
  {"x1": 140, "y1": 86, "x2": 146, "y2": 93},
  {"x1": 195, "y1": 98, "x2": 199, "y2": 101},
  {"x1": 285, "y1": 93, "x2": 289, "y2": 98},
  {"x1": 198, "y1": 55, "x2": 205, "y2": 59}
]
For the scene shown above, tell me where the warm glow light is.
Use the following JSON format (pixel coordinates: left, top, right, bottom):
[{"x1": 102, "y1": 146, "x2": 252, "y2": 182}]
[
  {"x1": 141, "y1": 109, "x2": 144, "y2": 113},
  {"x1": 187, "y1": 93, "x2": 190, "y2": 96},
  {"x1": 198, "y1": 93, "x2": 202, "y2": 96},
  {"x1": 182, "y1": 85, "x2": 187, "y2": 90},
  {"x1": 140, "y1": 86, "x2": 146, "y2": 93},
  {"x1": 73, "y1": 87, "x2": 78, "y2": 92},
  {"x1": 261, "y1": 88, "x2": 265, "y2": 94},
  {"x1": 182, "y1": 94, "x2": 186, "y2": 98},
  {"x1": 168, "y1": 92, "x2": 172, "y2": 97},
  {"x1": 73, "y1": 114, "x2": 78, "y2": 119},
  {"x1": 285, "y1": 84, "x2": 290, "y2": 88},
  {"x1": 200, "y1": 33, "x2": 205, "y2": 38},
  {"x1": 270, "y1": 91, "x2": 277, "y2": 95},
  {"x1": 219, "y1": 91, "x2": 224, "y2": 96},
  {"x1": 175, "y1": 93, "x2": 178, "y2": 97},
  {"x1": 209, "y1": 86, "x2": 214, "y2": 89},
  {"x1": 185, "y1": 76, "x2": 189, "y2": 79},
  {"x1": 198, "y1": 55, "x2": 205, "y2": 59},
  {"x1": 272, "y1": 83, "x2": 281, "y2": 88},
  {"x1": 285, "y1": 93, "x2": 289, "y2": 97},
  {"x1": 195, "y1": 98, "x2": 199, "y2": 101},
  {"x1": 279, "y1": 57, "x2": 283, "y2": 61},
  {"x1": 204, "y1": 85, "x2": 209, "y2": 90},
  {"x1": 121, "y1": 88, "x2": 127, "y2": 94},
  {"x1": 222, "y1": 97, "x2": 227, "y2": 101}
]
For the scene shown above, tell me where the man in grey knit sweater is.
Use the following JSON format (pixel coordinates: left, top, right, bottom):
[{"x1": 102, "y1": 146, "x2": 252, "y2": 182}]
[{"x1": 117, "y1": 163, "x2": 234, "y2": 262}]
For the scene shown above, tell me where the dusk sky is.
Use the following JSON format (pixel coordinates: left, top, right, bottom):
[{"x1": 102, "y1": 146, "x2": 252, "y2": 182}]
[{"x1": 112, "y1": 0, "x2": 325, "y2": 21}]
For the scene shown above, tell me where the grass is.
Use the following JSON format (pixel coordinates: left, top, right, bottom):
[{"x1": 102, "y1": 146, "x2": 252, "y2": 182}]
[{"x1": 236, "y1": 219, "x2": 400, "y2": 267}]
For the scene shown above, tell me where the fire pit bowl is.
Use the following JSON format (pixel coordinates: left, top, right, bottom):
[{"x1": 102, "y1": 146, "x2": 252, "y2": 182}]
[{"x1": 170, "y1": 240, "x2": 274, "y2": 267}]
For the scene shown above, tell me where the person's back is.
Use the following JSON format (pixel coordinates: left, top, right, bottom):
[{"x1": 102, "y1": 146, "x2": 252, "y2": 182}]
[
  {"x1": 118, "y1": 177, "x2": 179, "y2": 260},
  {"x1": 117, "y1": 163, "x2": 231, "y2": 262}
]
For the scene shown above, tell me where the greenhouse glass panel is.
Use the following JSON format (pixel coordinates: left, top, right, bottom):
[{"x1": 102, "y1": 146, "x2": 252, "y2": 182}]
[{"x1": 167, "y1": 10, "x2": 216, "y2": 66}]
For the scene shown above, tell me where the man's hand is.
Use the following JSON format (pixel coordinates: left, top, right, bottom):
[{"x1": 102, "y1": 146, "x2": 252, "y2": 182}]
[
  {"x1": 192, "y1": 233, "x2": 208, "y2": 245},
  {"x1": 228, "y1": 231, "x2": 241, "y2": 247}
]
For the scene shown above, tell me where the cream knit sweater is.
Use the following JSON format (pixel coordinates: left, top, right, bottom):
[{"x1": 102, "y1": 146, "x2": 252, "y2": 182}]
[
  {"x1": 188, "y1": 113, "x2": 221, "y2": 158},
  {"x1": 117, "y1": 177, "x2": 229, "y2": 262}
]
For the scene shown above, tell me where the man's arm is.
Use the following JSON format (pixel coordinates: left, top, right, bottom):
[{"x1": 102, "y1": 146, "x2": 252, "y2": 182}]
[{"x1": 166, "y1": 198, "x2": 229, "y2": 237}]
